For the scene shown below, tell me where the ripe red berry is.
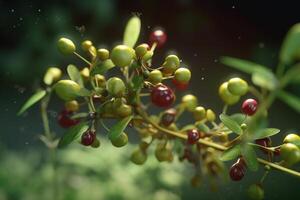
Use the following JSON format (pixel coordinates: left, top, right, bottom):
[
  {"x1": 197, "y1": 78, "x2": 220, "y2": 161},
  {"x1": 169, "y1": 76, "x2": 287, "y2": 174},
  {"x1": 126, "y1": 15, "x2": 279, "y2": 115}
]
[
  {"x1": 255, "y1": 137, "x2": 271, "y2": 154},
  {"x1": 172, "y1": 79, "x2": 188, "y2": 90},
  {"x1": 151, "y1": 84, "x2": 175, "y2": 107},
  {"x1": 81, "y1": 130, "x2": 96, "y2": 146},
  {"x1": 242, "y1": 98, "x2": 258, "y2": 116},
  {"x1": 149, "y1": 29, "x2": 167, "y2": 48},
  {"x1": 57, "y1": 110, "x2": 79, "y2": 128},
  {"x1": 187, "y1": 129, "x2": 200, "y2": 144},
  {"x1": 160, "y1": 108, "x2": 176, "y2": 127},
  {"x1": 229, "y1": 162, "x2": 245, "y2": 181}
]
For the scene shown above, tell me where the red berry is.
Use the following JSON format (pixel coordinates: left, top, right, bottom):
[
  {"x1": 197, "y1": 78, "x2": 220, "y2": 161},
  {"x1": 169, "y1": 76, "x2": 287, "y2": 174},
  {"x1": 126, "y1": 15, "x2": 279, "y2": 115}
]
[
  {"x1": 172, "y1": 79, "x2": 188, "y2": 90},
  {"x1": 242, "y1": 98, "x2": 258, "y2": 116},
  {"x1": 255, "y1": 137, "x2": 271, "y2": 154},
  {"x1": 151, "y1": 84, "x2": 175, "y2": 107},
  {"x1": 149, "y1": 29, "x2": 167, "y2": 48},
  {"x1": 229, "y1": 162, "x2": 245, "y2": 181},
  {"x1": 81, "y1": 130, "x2": 96, "y2": 146},
  {"x1": 187, "y1": 129, "x2": 200, "y2": 144},
  {"x1": 58, "y1": 110, "x2": 80, "y2": 128},
  {"x1": 160, "y1": 108, "x2": 176, "y2": 126}
]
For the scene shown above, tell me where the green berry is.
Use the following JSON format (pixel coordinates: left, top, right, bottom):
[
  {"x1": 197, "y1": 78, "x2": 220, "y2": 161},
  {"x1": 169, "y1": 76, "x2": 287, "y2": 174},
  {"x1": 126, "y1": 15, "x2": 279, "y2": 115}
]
[
  {"x1": 97, "y1": 48, "x2": 110, "y2": 61},
  {"x1": 135, "y1": 43, "x2": 149, "y2": 58},
  {"x1": 227, "y1": 77, "x2": 248, "y2": 96},
  {"x1": 80, "y1": 67, "x2": 90, "y2": 82},
  {"x1": 155, "y1": 146, "x2": 173, "y2": 162},
  {"x1": 111, "y1": 45, "x2": 134, "y2": 67},
  {"x1": 111, "y1": 132, "x2": 128, "y2": 147},
  {"x1": 57, "y1": 37, "x2": 76, "y2": 55},
  {"x1": 218, "y1": 82, "x2": 240, "y2": 105},
  {"x1": 148, "y1": 69, "x2": 163, "y2": 84},
  {"x1": 81, "y1": 40, "x2": 93, "y2": 51},
  {"x1": 130, "y1": 148, "x2": 147, "y2": 165},
  {"x1": 91, "y1": 138, "x2": 101, "y2": 148},
  {"x1": 281, "y1": 143, "x2": 300, "y2": 166},
  {"x1": 193, "y1": 106, "x2": 206, "y2": 121},
  {"x1": 283, "y1": 133, "x2": 300, "y2": 147},
  {"x1": 142, "y1": 51, "x2": 154, "y2": 62},
  {"x1": 182, "y1": 94, "x2": 198, "y2": 112},
  {"x1": 116, "y1": 104, "x2": 132, "y2": 117},
  {"x1": 206, "y1": 109, "x2": 216, "y2": 122},
  {"x1": 106, "y1": 77, "x2": 126, "y2": 97},
  {"x1": 65, "y1": 100, "x2": 79, "y2": 112},
  {"x1": 174, "y1": 68, "x2": 191, "y2": 83},
  {"x1": 94, "y1": 74, "x2": 106, "y2": 88},
  {"x1": 43, "y1": 67, "x2": 62, "y2": 85},
  {"x1": 54, "y1": 80, "x2": 81, "y2": 101},
  {"x1": 162, "y1": 55, "x2": 180, "y2": 75},
  {"x1": 247, "y1": 184, "x2": 264, "y2": 200}
]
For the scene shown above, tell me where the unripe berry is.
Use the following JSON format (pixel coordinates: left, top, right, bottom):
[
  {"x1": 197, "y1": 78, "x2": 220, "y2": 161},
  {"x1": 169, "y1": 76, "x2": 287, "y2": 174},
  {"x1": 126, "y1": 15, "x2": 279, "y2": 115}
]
[
  {"x1": 227, "y1": 77, "x2": 248, "y2": 96},
  {"x1": 242, "y1": 99, "x2": 258, "y2": 116},
  {"x1": 172, "y1": 79, "x2": 188, "y2": 90},
  {"x1": 80, "y1": 67, "x2": 90, "y2": 82},
  {"x1": 187, "y1": 129, "x2": 200, "y2": 144},
  {"x1": 206, "y1": 109, "x2": 216, "y2": 122},
  {"x1": 193, "y1": 106, "x2": 206, "y2": 121},
  {"x1": 54, "y1": 80, "x2": 81, "y2": 101},
  {"x1": 181, "y1": 94, "x2": 198, "y2": 112},
  {"x1": 130, "y1": 148, "x2": 147, "y2": 165},
  {"x1": 247, "y1": 184, "x2": 264, "y2": 200},
  {"x1": 91, "y1": 138, "x2": 100, "y2": 148},
  {"x1": 135, "y1": 43, "x2": 149, "y2": 58},
  {"x1": 65, "y1": 100, "x2": 79, "y2": 112},
  {"x1": 111, "y1": 45, "x2": 134, "y2": 67},
  {"x1": 283, "y1": 133, "x2": 300, "y2": 146},
  {"x1": 111, "y1": 132, "x2": 128, "y2": 147},
  {"x1": 57, "y1": 37, "x2": 76, "y2": 55},
  {"x1": 43, "y1": 67, "x2": 62, "y2": 85},
  {"x1": 106, "y1": 77, "x2": 126, "y2": 97},
  {"x1": 148, "y1": 69, "x2": 163, "y2": 85},
  {"x1": 151, "y1": 84, "x2": 175, "y2": 107},
  {"x1": 142, "y1": 51, "x2": 154, "y2": 62},
  {"x1": 57, "y1": 110, "x2": 80, "y2": 128},
  {"x1": 149, "y1": 29, "x2": 167, "y2": 48},
  {"x1": 94, "y1": 74, "x2": 106, "y2": 88},
  {"x1": 81, "y1": 40, "x2": 93, "y2": 51},
  {"x1": 116, "y1": 104, "x2": 132, "y2": 118},
  {"x1": 81, "y1": 130, "x2": 96, "y2": 146},
  {"x1": 162, "y1": 55, "x2": 180, "y2": 75},
  {"x1": 97, "y1": 48, "x2": 110, "y2": 61},
  {"x1": 174, "y1": 68, "x2": 191, "y2": 84},
  {"x1": 155, "y1": 146, "x2": 173, "y2": 162},
  {"x1": 160, "y1": 108, "x2": 176, "y2": 127},
  {"x1": 280, "y1": 143, "x2": 300, "y2": 166},
  {"x1": 218, "y1": 82, "x2": 240, "y2": 105}
]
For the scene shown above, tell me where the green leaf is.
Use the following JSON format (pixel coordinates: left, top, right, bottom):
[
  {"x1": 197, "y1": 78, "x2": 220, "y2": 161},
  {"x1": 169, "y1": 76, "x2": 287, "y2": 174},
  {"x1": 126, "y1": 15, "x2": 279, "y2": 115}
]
[
  {"x1": 219, "y1": 114, "x2": 243, "y2": 135},
  {"x1": 253, "y1": 128, "x2": 280, "y2": 140},
  {"x1": 71, "y1": 112, "x2": 89, "y2": 119},
  {"x1": 123, "y1": 16, "x2": 141, "y2": 48},
  {"x1": 131, "y1": 76, "x2": 144, "y2": 91},
  {"x1": 280, "y1": 23, "x2": 300, "y2": 64},
  {"x1": 17, "y1": 90, "x2": 46, "y2": 116},
  {"x1": 67, "y1": 64, "x2": 84, "y2": 87},
  {"x1": 58, "y1": 122, "x2": 89, "y2": 148},
  {"x1": 241, "y1": 144, "x2": 258, "y2": 171},
  {"x1": 220, "y1": 145, "x2": 241, "y2": 161},
  {"x1": 277, "y1": 90, "x2": 300, "y2": 113},
  {"x1": 282, "y1": 64, "x2": 300, "y2": 85},
  {"x1": 230, "y1": 113, "x2": 246, "y2": 125},
  {"x1": 220, "y1": 56, "x2": 269, "y2": 74},
  {"x1": 197, "y1": 123, "x2": 210, "y2": 133},
  {"x1": 180, "y1": 124, "x2": 196, "y2": 132},
  {"x1": 77, "y1": 88, "x2": 91, "y2": 97},
  {"x1": 108, "y1": 115, "x2": 133, "y2": 141},
  {"x1": 252, "y1": 70, "x2": 278, "y2": 90},
  {"x1": 90, "y1": 59, "x2": 115, "y2": 76}
]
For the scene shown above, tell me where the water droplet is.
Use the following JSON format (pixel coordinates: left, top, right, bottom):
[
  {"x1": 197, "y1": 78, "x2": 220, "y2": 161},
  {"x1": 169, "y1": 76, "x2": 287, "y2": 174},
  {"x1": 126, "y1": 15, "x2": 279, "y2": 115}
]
[
  {"x1": 19, "y1": 17, "x2": 23, "y2": 21},
  {"x1": 147, "y1": 26, "x2": 151, "y2": 29},
  {"x1": 259, "y1": 42, "x2": 265, "y2": 48},
  {"x1": 193, "y1": 53, "x2": 198, "y2": 57},
  {"x1": 214, "y1": 59, "x2": 218, "y2": 63},
  {"x1": 201, "y1": 77, "x2": 205, "y2": 80},
  {"x1": 11, "y1": 9, "x2": 15, "y2": 13},
  {"x1": 25, "y1": 142, "x2": 29, "y2": 145},
  {"x1": 232, "y1": 5, "x2": 235, "y2": 9},
  {"x1": 38, "y1": 9, "x2": 41, "y2": 12}
]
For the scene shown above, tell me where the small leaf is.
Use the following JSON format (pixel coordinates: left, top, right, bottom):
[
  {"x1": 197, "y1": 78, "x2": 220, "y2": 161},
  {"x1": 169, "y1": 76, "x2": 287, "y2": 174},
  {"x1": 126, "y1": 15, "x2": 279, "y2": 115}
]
[
  {"x1": 17, "y1": 90, "x2": 46, "y2": 116},
  {"x1": 252, "y1": 70, "x2": 278, "y2": 90},
  {"x1": 280, "y1": 23, "x2": 300, "y2": 64},
  {"x1": 180, "y1": 124, "x2": 196, "y2": 132},
  {"x1": 282, "y1": 64, "x2": 300, "y2": 85},
  {"x1": 130, "y1": 76, "x2": 144, "y2": 91},
  {"x1": 197, "y1": 123, "x2": 210, "y2": 133},
  {"x1": 71, "y1": 112, "x2": 89, "y2": 119},
  {"x1": 230, "y1": 113, "x2": 246, "y2": 125},
  {"x1": 77, "y1": 88, "x2": 91, "y2": 97},
  {"x1": 123, "y1": 16, "x2": 141, "y2": 48},
  {"x1": 67, "y1": 64, "x2": 84, "y2": 87},
  {"x1": 220, "y1": 145, "x2": 241, "y2": 161},
  {"x1": 219, "y1": 114, "x2": 243, "y2": 135},
  {"x1": 277, "y1": 90, "x2": 300, "y2": 113},
  {"x1": 90, "y1": 59, "x2": 115, "y2": 76},
  {"x1": 241, "y1": 144, "x2": 258, "y2": 171},
  {"x1": 220, "y1": 56, "x2": 269, "y2": 74},
  {"x1": 108, "y1": 115, "x2": 133, "y2": 141},
  {"x1": 253, "y1": 128, "x2": 280, "y2": 140},
  {"x1": 58, "y1": 122, "x2": 89, "y2": 148}
]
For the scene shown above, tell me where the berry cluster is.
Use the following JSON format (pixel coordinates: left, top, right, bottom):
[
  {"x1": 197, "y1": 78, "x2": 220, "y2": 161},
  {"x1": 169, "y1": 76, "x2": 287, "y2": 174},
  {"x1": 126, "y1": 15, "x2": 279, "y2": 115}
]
[{"x1": 18, "y1": 16, "x2": 300, "y2": 199}]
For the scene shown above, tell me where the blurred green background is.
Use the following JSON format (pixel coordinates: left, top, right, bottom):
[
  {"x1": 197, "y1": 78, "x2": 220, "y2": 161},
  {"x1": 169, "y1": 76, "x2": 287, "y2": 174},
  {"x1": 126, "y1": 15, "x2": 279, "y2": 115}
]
[{"x1": 1, "y1": 0, "x2": 300, "y2": 199}]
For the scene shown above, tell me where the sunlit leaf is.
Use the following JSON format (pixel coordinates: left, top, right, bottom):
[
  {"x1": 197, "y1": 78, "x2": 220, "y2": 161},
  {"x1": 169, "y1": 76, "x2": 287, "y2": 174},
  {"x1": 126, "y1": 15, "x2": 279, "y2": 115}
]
[
  {"x1": 58, "y1": 122, "x2": 89, "y2": 148},
  {"x1": 67, "y1": 64, "x2": 84, "y2": 87},
  {"x1": 230, "y1": 113, "x2": 246, "y2": 125},
  {"x1": 280, "y1": 23, "x2": 300, "y2": 64},
  {"x1": 108, "y1": 116, "x2": 133, "y2": 141},
  {"x1": 77, "y1": 88, "x2": 91, "y2": 97},
  {"x1": 277, "y1": 90, "x2": 300, "y2": 113},
  {"x1": 241, "y1": 144, "x2": 258, "y2": 171},
  {"x1": 123, "y1": 16, "x2": 141, "y2": 48},
  {"x1": 252, "y1": 70, "x2": 278, "y2": 90},
  {"x1": 282, "y1": 64, "x2": 300, "y2": 85},
  {"x1": 220, "y1": 145, "x2": 241, "y2": 161},
  {"x1": 253, "y1": 128, "x2": 280, "y2": 140},
  {"x1": 17, "y1": 90, "x2": 46, "y2": 116},
  {"x1": 90, "y1": 59, "x2": 115, "y2": 76},
  {"x1": 219, "y1": 114, "x2": 243, "y2": 135}
]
